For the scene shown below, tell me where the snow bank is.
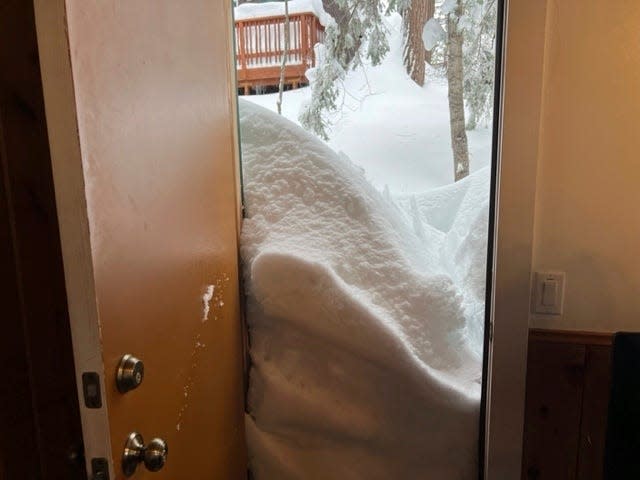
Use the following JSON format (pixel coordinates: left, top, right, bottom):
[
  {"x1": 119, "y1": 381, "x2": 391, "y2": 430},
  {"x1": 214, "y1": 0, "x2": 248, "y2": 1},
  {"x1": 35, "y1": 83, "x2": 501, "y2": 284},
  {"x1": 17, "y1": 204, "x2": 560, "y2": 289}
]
[
  {"x1": 234, "y1": 0, "x2": 331, "y2": 27},
  {"x1": 240, "y1": 99, "x2": 488, "y2": 479},
  {"x1": 395, "y1": 168, "x2": 491, "y2": 355}
]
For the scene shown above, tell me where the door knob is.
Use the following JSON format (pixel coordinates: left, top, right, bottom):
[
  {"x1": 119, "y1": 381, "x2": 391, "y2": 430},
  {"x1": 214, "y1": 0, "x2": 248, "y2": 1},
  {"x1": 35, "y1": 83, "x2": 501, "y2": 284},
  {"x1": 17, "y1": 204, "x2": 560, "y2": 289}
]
[
  {"x1": 122, "y1": 432, "x2": 168, "y2": 476},
  {"x1": 116, "y1": 354, "x2": 144, "y2": 393}
]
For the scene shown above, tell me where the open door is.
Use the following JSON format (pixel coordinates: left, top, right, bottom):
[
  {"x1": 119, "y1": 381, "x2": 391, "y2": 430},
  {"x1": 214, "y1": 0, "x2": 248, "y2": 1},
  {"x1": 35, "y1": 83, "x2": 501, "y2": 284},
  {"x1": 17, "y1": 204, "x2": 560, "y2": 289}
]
[{"x1": 33, "y1": 1, "x2": 246, "y2": 479}]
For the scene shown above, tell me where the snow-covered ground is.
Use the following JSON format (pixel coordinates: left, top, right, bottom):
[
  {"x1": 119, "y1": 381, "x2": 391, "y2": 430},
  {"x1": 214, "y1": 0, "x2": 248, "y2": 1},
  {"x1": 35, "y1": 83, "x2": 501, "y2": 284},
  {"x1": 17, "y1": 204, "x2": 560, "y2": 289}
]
[{"x1": 244, "y1": 12, "x2": 493, "y2": 193}]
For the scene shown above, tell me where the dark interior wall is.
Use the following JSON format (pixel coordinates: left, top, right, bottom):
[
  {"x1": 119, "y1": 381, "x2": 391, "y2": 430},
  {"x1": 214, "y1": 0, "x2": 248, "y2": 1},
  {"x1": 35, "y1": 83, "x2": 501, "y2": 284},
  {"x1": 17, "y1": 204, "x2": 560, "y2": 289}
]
[
  {"x1": 0, "y1": 124, "x2": 40, "y2": 479},
  {"x1": 0, "y1": 0, "x2": 85, "y2": 478}
]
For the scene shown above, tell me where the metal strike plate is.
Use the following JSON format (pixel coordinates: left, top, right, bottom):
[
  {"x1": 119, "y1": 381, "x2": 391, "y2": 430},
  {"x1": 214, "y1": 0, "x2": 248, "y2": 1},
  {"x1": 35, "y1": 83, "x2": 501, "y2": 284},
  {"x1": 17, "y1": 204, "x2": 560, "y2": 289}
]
[
  {"x1": 82, "y1": 372, "x2": 102, "y2": 408},
  {"x1": 116, "y1": 354, "x2": 144, "y2": 393},
  {"x1": 91, "y1": 457, "x2": 109, "y2": 480}
]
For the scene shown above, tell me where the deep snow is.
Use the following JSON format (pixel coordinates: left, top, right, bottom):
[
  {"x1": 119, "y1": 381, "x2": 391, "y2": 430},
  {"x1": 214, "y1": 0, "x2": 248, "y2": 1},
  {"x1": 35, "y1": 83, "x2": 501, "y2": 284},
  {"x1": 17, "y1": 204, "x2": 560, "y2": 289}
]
[
  {"x1": 237, "y1": 5, "x2": 493, "y2": 478},
  {"x1": 240, "y1": 99, "x2": 488, "y2": 479},
  {"x1": 244, "y1": 12, "x2": 493, "y2": 194}
]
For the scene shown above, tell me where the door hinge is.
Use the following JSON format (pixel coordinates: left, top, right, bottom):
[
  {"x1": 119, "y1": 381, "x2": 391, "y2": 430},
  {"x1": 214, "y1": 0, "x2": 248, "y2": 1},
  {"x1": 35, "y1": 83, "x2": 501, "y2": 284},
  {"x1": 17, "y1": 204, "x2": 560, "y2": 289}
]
[
  {"x1": 91, "y1": 457, "x2": 109, "y2": 480},
  {"x1": 82, "y1": 372, "x2": 102, "y2": 409}
]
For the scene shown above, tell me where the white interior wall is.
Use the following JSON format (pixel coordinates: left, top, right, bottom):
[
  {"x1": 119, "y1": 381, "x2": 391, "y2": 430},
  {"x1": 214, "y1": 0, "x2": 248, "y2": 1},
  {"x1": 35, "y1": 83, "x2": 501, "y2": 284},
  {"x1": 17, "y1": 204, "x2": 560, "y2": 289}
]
[{"x1": 530, "y1": 0, "x2": 640, "y2": 333}]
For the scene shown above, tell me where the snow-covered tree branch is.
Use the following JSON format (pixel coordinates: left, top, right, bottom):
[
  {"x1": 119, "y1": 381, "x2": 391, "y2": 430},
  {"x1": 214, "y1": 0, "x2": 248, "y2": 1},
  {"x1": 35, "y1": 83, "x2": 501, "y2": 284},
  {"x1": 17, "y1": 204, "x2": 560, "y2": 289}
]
[{"x1": 299, "y1": 0, "x2": 389, "y2": 139}]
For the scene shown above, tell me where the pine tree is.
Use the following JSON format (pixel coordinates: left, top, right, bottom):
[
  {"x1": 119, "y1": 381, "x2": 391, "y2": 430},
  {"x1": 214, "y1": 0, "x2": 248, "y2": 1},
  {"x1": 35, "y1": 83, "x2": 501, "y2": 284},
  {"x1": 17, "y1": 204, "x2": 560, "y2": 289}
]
[
  {"x1": 299, "y1": 0, "x2": 498, "y2": 166},
  {"x1": 462, "y1": 0, "x2": 497, "y2": 130},
  {"x1": 436, "y1": 0, "x2": 497, "y2": 180},
  {"x1": 300, "y1": 0, "x2": 390, "y2": 140},
  {"x1": 322, "y1": 0, "x2": 361, "y2": 65}
]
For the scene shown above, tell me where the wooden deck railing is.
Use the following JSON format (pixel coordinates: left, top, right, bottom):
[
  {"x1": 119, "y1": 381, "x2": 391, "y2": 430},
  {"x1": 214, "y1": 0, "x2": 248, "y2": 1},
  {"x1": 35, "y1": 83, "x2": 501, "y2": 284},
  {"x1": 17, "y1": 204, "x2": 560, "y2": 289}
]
[{"x1": 235, "y1": 12, "x2": 324, "y2": 94}]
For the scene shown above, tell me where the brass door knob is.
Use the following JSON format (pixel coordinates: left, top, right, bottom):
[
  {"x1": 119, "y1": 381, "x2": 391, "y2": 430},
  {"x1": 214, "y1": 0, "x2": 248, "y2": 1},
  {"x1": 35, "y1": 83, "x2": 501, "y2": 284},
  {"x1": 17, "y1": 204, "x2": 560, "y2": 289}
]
[{"x1": 122, "y1": 432, "x2": 168, "y2": 476}]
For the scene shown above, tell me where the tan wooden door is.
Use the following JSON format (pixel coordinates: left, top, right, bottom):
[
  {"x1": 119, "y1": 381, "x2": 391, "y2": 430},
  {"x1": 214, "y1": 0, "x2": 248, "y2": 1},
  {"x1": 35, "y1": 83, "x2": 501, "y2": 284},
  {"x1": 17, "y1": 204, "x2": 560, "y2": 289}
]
[{"x1": 33, "y1": 1, "x2": 246, "y2": 479}]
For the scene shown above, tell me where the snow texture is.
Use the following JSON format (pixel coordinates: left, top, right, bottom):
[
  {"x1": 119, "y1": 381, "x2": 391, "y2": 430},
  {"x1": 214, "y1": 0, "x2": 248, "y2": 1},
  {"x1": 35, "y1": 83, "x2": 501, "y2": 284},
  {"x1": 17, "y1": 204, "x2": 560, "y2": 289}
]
[
  {"x1": 246, "y1": 13, "x2": 492, "y2": 193},
  {"x1": 422, "y1": 18, "x2": 446, "y2": 51},
  {"x1": 234, "y1": 0, "x2": 332, "y2": 27},
  {"x1": 441, "y1": 0, "x2": 459, "y2": 15},
  {"x1": 240, "y1": 99, "x2": 488, "y2": 479}
]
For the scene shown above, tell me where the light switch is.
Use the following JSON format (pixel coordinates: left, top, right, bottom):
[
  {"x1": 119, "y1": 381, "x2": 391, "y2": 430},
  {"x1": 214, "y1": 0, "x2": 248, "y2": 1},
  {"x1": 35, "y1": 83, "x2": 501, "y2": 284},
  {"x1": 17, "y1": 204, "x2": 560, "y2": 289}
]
[
  {"x1": 541, "y1": 279, "x2": 558, "y2": 306},
  {"x1": 533, "y1": 271, "x2": 565, "y2": 315}
]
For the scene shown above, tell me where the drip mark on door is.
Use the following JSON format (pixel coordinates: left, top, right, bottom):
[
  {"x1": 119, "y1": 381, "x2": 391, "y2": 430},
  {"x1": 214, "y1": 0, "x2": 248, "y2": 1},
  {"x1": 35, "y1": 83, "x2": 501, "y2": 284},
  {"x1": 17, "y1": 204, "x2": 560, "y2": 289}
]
[
  {"x1": 176, "y1": 276, "x2": 230, "y2": 432},
  {"x1": 202, "y1": 285, "x2": 215, "y2": 322}
]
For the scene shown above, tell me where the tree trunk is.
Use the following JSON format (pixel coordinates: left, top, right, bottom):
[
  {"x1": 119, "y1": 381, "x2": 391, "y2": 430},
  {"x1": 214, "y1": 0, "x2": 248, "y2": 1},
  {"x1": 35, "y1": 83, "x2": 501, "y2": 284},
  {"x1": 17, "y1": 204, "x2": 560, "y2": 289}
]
[
  {"x1": 277, "y1": 0, "x2": 290, "y2": 115},
  {"x1": 402, "y1": 0, "x2": 435, "y2": 86},
  {"x1": 446, "y1": 3, "x2": 469, "y2": 181}
]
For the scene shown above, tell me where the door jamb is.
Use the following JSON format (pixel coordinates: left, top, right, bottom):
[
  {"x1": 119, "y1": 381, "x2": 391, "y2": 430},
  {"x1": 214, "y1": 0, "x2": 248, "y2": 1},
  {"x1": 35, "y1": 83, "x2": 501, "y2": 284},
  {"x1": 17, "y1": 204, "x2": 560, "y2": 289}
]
[
  {"x1": 33, "y1": 0, "x2": 114, "y2": 475},
  {"x1": 484, "y1": 0, "x2": 548, "y2": 477}
]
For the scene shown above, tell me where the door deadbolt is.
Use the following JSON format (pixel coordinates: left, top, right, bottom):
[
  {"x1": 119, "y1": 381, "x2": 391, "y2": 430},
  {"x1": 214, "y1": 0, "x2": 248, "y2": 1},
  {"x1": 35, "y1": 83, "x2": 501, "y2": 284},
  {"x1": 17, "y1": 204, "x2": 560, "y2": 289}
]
[
  {"x1": 116, "y1": 354, "x2": 144, "y2": 393},
  {"x1": 122, "y1": 432, "x2": 168, "y2": 476}
]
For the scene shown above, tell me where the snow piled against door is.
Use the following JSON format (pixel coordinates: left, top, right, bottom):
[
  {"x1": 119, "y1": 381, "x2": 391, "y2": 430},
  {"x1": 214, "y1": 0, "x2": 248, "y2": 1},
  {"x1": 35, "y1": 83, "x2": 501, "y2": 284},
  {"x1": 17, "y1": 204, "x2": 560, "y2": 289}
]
[{"x1": 239, "y1": 99, "x2": 490, "y2": 479}]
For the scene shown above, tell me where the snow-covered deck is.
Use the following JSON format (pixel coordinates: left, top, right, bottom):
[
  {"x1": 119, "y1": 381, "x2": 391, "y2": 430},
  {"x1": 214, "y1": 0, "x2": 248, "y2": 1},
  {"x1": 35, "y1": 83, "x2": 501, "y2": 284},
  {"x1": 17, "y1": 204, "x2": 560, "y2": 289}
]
[{"x1": 235, "y1": 11, "x2": 324, "y2": 94}]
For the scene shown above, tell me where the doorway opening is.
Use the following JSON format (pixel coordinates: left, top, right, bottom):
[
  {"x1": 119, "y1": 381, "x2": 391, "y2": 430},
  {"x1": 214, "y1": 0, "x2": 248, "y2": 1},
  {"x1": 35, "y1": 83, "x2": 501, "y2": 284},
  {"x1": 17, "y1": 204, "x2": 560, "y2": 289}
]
[{"x1": 232, "y1": 1, "x2": 503, "y2": 478}]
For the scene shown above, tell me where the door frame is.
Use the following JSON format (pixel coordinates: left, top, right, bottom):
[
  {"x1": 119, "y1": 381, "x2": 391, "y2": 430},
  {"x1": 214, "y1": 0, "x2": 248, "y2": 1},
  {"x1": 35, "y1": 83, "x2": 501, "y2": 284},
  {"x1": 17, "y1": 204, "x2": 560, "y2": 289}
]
[
  {"x1": 33, "y1": 0, "x2": 114, "y2": 473},
  {"x1": 31, "y1": 0, "x2": 547, "y2": 478},
  {"x1": 483, "y1": 0, "x2": 548, "y2": 477},
  {"x1": 0, "y1": 1, "x2": 85, "y2": 476}
]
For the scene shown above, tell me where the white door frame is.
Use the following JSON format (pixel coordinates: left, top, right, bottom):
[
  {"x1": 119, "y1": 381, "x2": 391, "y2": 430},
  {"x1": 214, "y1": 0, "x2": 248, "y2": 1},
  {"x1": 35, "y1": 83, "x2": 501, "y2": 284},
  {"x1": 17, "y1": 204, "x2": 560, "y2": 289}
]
[
  {"x1": 33, "y1": 0, "x2": 114, "y2": 473},
  {"x1": 485, "y1": 0, "x2": 548, "y2": 477}
]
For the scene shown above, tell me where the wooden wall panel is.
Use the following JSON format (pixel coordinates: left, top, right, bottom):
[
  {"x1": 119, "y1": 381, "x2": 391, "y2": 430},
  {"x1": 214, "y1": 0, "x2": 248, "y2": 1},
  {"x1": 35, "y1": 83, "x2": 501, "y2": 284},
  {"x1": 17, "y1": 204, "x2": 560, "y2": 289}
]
[
  {"x1": 522, "y1": 341, "x2": 586, "y2": 479},
  {"x1": 522, "y1": 330, "x2": 613, "y2": 480},
  {"x1": 577, "y1": 346, "x2": 612, "y2": 480}
]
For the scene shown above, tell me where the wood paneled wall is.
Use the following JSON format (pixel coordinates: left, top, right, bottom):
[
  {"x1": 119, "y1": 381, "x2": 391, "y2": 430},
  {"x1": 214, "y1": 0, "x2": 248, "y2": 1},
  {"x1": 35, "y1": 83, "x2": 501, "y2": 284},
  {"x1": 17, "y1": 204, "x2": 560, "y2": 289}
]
[
  {"x1": 0, "y1": 0, "x2": 85, "y2": 478},
  {"x1": 522, "y1": 330, "x2": 613, "y2": 480}
]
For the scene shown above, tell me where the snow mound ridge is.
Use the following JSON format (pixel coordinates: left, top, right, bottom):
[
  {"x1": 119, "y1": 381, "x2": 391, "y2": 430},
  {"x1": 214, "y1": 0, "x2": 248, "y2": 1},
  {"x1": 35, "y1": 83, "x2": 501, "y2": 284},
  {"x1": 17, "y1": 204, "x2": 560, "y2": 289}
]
[{"x1": 239, "y1": 98, "x2": 482, "y2": 479}]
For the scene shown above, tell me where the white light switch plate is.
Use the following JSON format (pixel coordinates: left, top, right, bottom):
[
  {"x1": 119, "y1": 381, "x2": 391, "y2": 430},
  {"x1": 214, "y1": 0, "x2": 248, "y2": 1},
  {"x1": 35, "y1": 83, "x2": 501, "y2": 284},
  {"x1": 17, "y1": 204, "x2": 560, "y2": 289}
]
[{"x1": 532, "y1": 271, "x2": 565, "y2": 315}]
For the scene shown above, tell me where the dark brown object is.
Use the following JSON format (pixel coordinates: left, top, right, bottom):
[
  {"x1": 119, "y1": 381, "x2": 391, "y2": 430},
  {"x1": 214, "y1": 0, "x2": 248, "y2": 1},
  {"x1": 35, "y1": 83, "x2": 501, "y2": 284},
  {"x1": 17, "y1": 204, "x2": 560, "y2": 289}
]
[
  {"x1": 578, "y1": 346, "x2": 612, "y2": 479},
  {"x1": 522, "y1": 330, "x2": 612, "y2": 480}
]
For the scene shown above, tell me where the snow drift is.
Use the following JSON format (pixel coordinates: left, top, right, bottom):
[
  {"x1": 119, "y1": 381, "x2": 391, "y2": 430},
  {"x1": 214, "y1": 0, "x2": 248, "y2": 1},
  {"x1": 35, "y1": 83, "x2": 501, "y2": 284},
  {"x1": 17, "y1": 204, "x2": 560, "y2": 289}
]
[{"x1": 240, "y1": 98, "x2": 489, "y2": 479}]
